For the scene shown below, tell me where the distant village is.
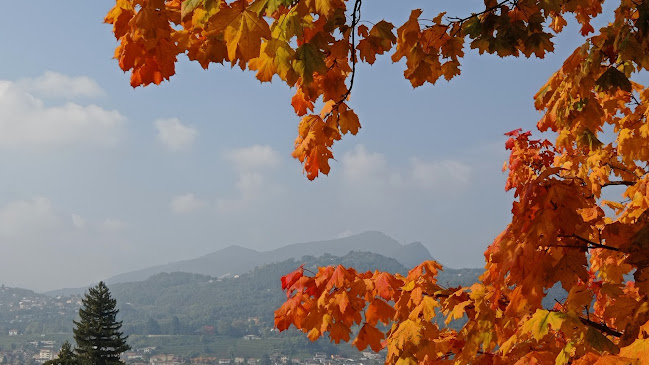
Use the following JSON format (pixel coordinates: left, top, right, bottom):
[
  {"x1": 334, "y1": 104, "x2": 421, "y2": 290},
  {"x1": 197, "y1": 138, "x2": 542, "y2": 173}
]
[
  {"x1": 0, "y1": 289, "x2": 386, "y2": 365},
  {"x1": 0, "y1": 338, "x2": 386, "y2": 365}
]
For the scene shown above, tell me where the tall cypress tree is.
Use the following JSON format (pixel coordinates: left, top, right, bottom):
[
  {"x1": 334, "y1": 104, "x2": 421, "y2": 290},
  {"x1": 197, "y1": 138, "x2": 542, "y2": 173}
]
[{"x1": 73, "y1": 282, "x2": 130, "y2": 365}]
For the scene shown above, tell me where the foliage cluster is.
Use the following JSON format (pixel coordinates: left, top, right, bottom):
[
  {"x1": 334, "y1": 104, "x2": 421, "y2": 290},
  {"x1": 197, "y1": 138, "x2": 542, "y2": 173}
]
[{"x1": 105, "y1": 0, "x2": 649, "y2": 362}]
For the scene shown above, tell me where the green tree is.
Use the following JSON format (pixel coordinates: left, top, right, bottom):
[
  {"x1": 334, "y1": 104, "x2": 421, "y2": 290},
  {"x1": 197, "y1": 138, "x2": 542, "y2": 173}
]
[
  {"x1": 73, "y1": 282, "x2": 130, "y2": 365},
  {"x1": 145, "y1": 317, "x2": 161, "y2": 335},
  {"x1": 170, "y1": 316, "x2": 180, "y2": 335},
  {"x1": 44, "y1": 341, "x2": 79, "y2": 365}
]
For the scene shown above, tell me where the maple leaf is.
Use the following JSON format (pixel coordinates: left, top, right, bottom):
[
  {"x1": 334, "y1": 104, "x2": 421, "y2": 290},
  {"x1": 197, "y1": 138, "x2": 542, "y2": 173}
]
[
  {"x1": 329, "y1": 321, "x2": 350, "y2": 344},
  {"x1": 217, "y1": 4, "x2": 271, "y2": 63},
  {"x1": 410, "y1": 296, "x2": 438, "y2": 322},
  {"x1": 619, "y1": 339, "x2": 649, "y2": 363},
  {"x1": 596, "y1": 67, "x2": 633, "y2": 93},
  {"x1": 391, "y1": 320, "x2": 422, "y2": 350},
  {"x1": 104, "y1": 0, "x2": 134, "y2": 39},
  {"x1": 335, "y1": 104, "x2": 360, "y2": 135},
  {"x1": 586, "y1": 327, "x2": 619, "y2": 355},
  {"x1": 356, "y1": 21, "x2": 397, "y2": 64},
  {"x1": 365, "y1": 299, "x2": 395, "y2": 326},
  {"x1": 521, "y1": 309, "x2": 568, "y2": 341},
  {"x1": 353, "y1": 324, "x2": 385, "y2": 352},
  {"x1": 374, "y1": 272, "x2": 397, "y2": 301},
  {"x1": 281, "y1": 264, "x2": 304, "y2": 291},
  {"x1": 181, "y1": 0, "x2": 204, "y2": 19},
  {"x1": 293, "y1": 43, "x2": 327, "y2": 85}
]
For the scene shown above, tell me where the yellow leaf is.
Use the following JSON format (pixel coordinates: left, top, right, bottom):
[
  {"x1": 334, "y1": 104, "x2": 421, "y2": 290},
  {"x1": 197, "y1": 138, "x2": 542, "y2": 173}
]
[
  {"x1": 391, "y1": 319, "x2": 422, "y2": 350},
  {"x1": 619, "y1": 338, "x2": 649, "y2": 364},
  {"x1": 521, "y1": 309, "x2": 567, "y2": 341}
]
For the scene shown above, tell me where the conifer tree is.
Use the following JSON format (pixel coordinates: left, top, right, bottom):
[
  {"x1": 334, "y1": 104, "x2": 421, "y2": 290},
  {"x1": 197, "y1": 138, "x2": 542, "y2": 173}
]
[
  {"x1": 44, "y1": 341, "x2": 79, "y2": 365},
  {"x1": 73, "y1": 282, "x2": 130, "y2": 365}
]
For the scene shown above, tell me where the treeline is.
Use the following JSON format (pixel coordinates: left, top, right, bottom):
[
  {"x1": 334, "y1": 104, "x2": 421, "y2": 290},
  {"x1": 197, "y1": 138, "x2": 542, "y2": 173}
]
[
  {"x1": 0, "y1": 251, "x2": 482, "y2": 339},
  {"x1": 114, "y1": 251, "x2": 411, "y2": 336}
]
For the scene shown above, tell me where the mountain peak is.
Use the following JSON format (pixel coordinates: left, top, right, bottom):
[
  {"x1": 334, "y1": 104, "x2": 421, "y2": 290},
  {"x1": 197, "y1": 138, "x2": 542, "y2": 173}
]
[{"x1": 98, "y1": 232, "x2": 435, "y2": 286}]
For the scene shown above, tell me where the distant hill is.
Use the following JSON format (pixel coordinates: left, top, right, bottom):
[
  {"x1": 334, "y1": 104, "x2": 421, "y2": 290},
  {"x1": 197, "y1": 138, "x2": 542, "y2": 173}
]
[
  {"x1": 2, "y1": 250, "x2": 485, "y2": 345},
  {"x1": 47, "y1": 231, "x2": 437, "y2": 296},
  {"x1": 107, "y1": 250, "x2": 481, "y2": 336}
]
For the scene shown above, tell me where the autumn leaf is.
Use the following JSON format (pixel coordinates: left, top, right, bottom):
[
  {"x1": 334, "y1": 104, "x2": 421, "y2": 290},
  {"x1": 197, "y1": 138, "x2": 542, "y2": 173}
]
[
  {"x1": 329, "y1": 321, "x2": 350, "y2": 344},
  {"x1": 619, "y1": 339, "x2": 649, "y2": 363},
  {"x1": 281, "y1": 265, "x2": 303, "y2": 291},
  {"x1": 596, "y1": 67, "x2": 632, "y2": 93},
  {"x1": 353, "y1": 324, "x2": 385, "y2": 352},
  {"x1": 521, "y1": 310, "x2": 567, "y2": 341},
  {"x1": 219, "y1": 5, "x2": 271, "y2": 63},
  {"x1": 586, "y1": 327, "x2": 619, "y2": 355},
  {"x1": 391, "y1": 320, "x2": 422, "y2": 350},
  {"x1": 293, "y1": 43, "x2": 327, "y2": 85}
]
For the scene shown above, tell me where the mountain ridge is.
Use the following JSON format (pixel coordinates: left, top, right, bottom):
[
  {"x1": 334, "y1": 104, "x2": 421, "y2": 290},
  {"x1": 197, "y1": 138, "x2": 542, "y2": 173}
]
[{"x1": 45, "y1": 231, "x2": 449, "y2": 295}]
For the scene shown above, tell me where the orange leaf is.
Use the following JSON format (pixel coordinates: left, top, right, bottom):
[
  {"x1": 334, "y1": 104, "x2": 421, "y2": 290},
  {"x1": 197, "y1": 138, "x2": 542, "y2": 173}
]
[{"x1": 353, "y1": 324, "x2": 385, "y2": 352}]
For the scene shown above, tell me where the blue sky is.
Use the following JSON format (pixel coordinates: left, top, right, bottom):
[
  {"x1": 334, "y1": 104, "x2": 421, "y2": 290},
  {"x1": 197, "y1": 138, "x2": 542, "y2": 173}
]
[{"x1": 0, "y1": 1, "x2": 598, "y2": 291}]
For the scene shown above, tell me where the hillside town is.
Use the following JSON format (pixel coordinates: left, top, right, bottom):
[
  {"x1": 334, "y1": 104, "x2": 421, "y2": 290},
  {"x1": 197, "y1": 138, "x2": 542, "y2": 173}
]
[{"x1": 0, "y1": 339, "x2": 386, "y2": 365}]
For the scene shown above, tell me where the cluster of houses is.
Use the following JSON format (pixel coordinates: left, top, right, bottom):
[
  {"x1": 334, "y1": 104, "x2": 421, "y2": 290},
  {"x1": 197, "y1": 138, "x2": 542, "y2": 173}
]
[
  {"x1": 0, "y1": 340, "x2": 386, "y2": 365},
  {"x1": 125, "y1": 351, "x2": 385, "y2": 365}
]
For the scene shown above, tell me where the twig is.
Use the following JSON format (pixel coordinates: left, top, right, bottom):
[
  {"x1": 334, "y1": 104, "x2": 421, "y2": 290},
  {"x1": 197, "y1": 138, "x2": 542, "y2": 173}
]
[
  {"x1": 558, "y1": 234, "x2": 619, "y2": 251},
  {"x1": 323, "y1": 0, "x2": 362, "y2": 121},
  {"x1": 603, "y1": 180, "x2": 636, "y2": 187},
  {"x1": 578, "y1": 317, "x2": 623, "y2": 337}
]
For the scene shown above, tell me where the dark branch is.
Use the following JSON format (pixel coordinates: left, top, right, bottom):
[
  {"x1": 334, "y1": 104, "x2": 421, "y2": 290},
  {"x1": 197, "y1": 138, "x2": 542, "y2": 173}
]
[
  {"x1": 557, "y1": 234, "x2": 619, "y2": 251},
  {"x1": 579, "y1": 317, "x2": 623, "y2": 337},
  {"x1": 446, "y1": 0, "x2": 517, "y2": 24},
  {"x1": 554, "y1": 300, "x2": 623, "y2": 337},
  {"x1": 605, "y1": 162, "x2": 645, "y2": 178},
  {"x1": 324, "y1": 0, "x2": 361, "y2": 121},
  {"x1": 603, "y1": 180, "x2": 635, "y2": 187}
]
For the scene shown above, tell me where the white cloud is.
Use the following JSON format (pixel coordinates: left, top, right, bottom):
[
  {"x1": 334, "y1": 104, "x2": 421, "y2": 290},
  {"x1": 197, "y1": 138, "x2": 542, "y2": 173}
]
[
  {"x1": 71, "y1": 214, "x2": 86, "y2": 229},
  {"x1": 225, "y1": 145, "x2": 280, "y2": 171},
  {"x1": 216, "y1": 145, "x2": 282, "y2": 214},
  {"x1": 216, "y1": 172, "x2": 266, "y2": 214},
  {"x1": 155, "y1": 118, "x2": 197, "y2": 151},
  {"x1": 410, "y1": 158, "x2": 471, "y2": 190},
  {"x1": 0, "y1": 197, "x2": 60, "y2": 237},
  {"x1": 340, "y1": 144, "x2": 471, "y2": 193},
  {"x1": 341, "y1": 145, "x2": 390, "y2": 183},
  {"x1": 171, "y1": 194, "x2": 206, "y2": 214},
  {"x1": 18, "y1": 71, "x2": 104, "y2": 99},
  {"x1": 100, "y1": 218, "x2": 127, "y2": 233},
  {"x1": 0, "y1": 80, "x2": 124, "y2": 149}
]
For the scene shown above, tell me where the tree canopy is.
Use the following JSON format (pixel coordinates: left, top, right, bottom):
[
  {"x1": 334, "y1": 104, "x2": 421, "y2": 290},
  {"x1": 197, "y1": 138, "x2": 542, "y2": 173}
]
[{"x1": 106, "y1": 0, "x2": 649, "y2": 363}]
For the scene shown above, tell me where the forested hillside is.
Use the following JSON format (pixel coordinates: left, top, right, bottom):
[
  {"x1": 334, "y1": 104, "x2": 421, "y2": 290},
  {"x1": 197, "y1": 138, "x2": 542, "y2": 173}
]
[{"x1": 0, "y1": 251, "x2": 482, "y2": 342}]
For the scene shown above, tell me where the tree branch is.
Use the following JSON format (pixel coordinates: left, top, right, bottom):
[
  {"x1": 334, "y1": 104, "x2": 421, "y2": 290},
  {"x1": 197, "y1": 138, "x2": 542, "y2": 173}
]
[
  {"x1": 603, "y1": 180, "x2": 635, "y2": 187},
  {"x1": 557, "y1": 234, "x2": 619, "y2": 251},
  {"x1": 324, "y1": 0, "x2": 361, "y2": 121},
  {"x1": 578, "y1": 317, "x2": 623, "y2": 337},
  {"x1": 446, "y1": 0, "x2": 517, "y2": 24}
]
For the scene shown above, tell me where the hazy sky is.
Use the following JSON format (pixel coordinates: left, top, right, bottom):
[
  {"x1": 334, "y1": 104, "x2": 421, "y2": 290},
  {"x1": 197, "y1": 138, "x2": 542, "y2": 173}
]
[{"x1": 0, "y1": 1, "x2": 603, "y2": 291}]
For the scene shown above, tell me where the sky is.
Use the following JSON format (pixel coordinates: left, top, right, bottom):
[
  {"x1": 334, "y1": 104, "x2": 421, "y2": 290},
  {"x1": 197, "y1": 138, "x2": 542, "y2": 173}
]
[{"x1": 0, "y1": 1, "x2": 607, "y2": 292}]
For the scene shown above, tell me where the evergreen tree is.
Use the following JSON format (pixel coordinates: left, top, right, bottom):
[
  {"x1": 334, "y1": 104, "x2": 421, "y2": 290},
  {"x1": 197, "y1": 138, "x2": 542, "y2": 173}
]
[
  {"x1": 73, "y1": 282, "x2": 130, "y2": 365},
  {"x1": 44, "y1": 341, "x2": 78, "y2": 365}
]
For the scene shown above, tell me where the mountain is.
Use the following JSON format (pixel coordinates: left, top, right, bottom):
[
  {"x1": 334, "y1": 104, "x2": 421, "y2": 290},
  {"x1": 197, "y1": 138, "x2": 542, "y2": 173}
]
[
  {"x1": 105, "y1": 245, "x2": 261, "y2": 286},
  {"x1": 4, "y1": 250, "x2": 486, "y2": 346},
  {"x1": 95, "y1": 231, "x2": 435, "y2": 289}
]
